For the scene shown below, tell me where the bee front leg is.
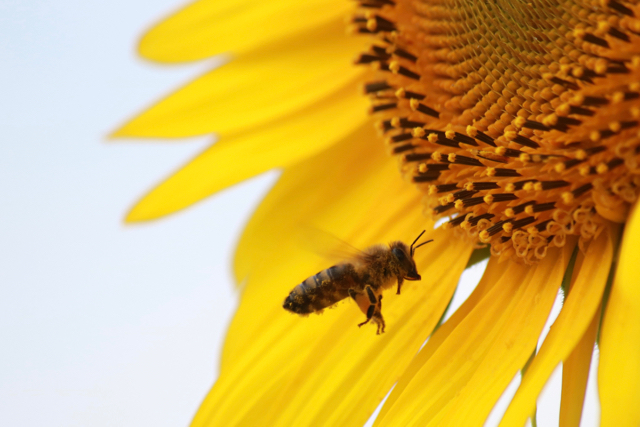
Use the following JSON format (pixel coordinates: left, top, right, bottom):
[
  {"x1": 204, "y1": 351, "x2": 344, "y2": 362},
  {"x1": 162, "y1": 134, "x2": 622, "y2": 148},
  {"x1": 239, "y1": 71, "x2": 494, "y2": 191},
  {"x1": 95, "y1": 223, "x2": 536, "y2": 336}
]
[{"x1": 396, "y1": 276, "x2": 404, "y2": 295}]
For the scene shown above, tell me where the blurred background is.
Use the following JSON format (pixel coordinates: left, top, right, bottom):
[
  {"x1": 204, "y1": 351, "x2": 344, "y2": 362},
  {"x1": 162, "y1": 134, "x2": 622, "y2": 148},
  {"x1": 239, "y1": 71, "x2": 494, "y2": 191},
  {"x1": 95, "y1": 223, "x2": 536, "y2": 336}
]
[
  {"x1": 0, "y1": 1, "x2": 598, "y2": 426},
  {"x1": 1, "y1": 0, "x2": 277, "y2": 425}
]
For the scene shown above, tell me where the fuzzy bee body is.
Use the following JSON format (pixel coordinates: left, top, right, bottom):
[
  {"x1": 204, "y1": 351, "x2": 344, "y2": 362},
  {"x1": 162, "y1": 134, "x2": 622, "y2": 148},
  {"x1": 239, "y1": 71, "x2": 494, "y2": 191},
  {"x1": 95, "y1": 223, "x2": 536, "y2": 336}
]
[
  {"x1": 284, "y1": 264, "x2": 358, "y2": 314},
  {"x1": 283, "y1": 231, "x2": 432, "y2": 334}
]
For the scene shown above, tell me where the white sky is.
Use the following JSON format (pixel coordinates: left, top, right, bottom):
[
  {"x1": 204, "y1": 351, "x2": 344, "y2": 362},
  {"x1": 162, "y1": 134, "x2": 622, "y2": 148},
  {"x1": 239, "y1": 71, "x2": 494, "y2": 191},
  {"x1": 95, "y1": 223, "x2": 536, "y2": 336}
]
[
  {"x1": 1, "y1": 0, "x2": 277, "y2": 425},
  {"x1": 0, "y1": 1, "x2": 599, "y2": 426}
]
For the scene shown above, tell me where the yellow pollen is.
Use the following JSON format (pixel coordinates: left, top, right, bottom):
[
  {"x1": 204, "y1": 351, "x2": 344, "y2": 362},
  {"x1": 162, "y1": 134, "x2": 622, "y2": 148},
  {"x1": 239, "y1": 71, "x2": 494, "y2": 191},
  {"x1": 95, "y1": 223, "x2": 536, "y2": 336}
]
[
  {"x1": 412, "y1": 127, "x2": 425, "y2": 137},
  {"x1": 556, "y1": 103, "x2": 570, "y2": 116},
  {"x1": 596, "y1": 20, "x2": 610, "y2": 34},
  {"x1": 597, "y1": 163, "x2": 609, "y2": 174},
  {"x1": 504, "y1": 130, "x2": 517, "y2": 141},
  {"x1": 609, "y1": 121, "x2": 621, "y2": 133},
  {"x1": 612, "y1": 91, "x2": 625, "y2": 104},
  {"x1": 358, "y1": 0, "x2": 640, "y2": 262},
  {"x1": 561, "y1": 191, "x2": 574, "y2": 205},
  {"x1": 569, "y1": 94, "x2": 584, "y2": 106},
  {"x1": 594, "y1": 59, "x2": 608, "y2": 75},
  {"x1": 572, "y1": 67, "x2": 584, "y2": 78}
]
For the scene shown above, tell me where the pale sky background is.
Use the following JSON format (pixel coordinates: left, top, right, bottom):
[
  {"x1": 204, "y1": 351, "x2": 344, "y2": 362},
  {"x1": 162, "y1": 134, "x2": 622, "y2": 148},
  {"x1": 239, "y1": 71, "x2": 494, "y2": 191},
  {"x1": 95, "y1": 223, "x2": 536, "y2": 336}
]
[{"x1": 0, "y1": 1, "x2": 598, "y2": 426}]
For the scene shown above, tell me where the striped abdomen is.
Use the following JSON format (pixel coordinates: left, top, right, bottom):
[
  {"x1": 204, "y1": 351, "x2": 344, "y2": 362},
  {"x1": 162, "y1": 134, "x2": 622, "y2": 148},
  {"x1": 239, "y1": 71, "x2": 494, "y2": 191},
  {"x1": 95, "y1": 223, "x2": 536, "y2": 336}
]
[{"x1": 283, "y1": 264, "x2": 358, "y2": 314}]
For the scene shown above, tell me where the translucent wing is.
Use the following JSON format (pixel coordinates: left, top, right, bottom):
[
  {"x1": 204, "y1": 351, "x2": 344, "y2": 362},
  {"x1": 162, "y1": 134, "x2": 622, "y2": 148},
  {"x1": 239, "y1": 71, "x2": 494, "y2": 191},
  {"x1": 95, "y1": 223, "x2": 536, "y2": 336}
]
[{"x1": 294, "y1": 225, "x2": 364, "y2": 265}]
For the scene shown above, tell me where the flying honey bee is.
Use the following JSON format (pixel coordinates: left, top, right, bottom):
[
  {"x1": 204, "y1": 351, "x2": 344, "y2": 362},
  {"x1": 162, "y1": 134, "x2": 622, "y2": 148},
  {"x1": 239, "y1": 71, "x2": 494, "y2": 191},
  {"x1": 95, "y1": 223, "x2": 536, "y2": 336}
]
[{"x1": 282, "y1": 230, "x2": 433, "y2": 334}]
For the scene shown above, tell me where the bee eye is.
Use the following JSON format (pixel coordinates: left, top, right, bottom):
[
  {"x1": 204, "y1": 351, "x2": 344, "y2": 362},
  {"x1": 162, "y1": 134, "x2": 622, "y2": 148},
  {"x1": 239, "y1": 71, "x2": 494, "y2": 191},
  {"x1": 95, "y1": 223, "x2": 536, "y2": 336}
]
[{"x1": 392, "y1": 247, "x2": 406, "y2": 260}]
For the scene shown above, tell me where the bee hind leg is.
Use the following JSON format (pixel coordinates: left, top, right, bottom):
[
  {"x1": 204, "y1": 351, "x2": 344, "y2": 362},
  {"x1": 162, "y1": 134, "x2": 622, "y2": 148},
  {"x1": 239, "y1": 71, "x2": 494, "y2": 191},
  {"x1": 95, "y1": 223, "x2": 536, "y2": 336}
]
[{"x1": 351, "y1": 286, "x2": 386, "y2": 334}]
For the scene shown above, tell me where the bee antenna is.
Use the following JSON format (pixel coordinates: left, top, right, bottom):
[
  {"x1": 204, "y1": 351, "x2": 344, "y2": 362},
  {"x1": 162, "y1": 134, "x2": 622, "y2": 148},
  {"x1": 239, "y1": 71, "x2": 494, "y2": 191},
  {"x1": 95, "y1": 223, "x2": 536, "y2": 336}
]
[
  {"x1": 410, "y1": 230, "x2": 427, "y2": 256},
  {"x1": 412, "y1": 239, "x2": 434, "y2": 255}
]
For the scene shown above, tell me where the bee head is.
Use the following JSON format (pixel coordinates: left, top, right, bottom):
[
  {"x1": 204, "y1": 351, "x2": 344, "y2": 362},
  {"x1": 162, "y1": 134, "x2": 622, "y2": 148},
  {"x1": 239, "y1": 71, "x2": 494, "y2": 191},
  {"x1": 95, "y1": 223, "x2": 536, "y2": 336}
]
[{"x1": 390, "y1": 230, "x2": 433, "y2": 281}]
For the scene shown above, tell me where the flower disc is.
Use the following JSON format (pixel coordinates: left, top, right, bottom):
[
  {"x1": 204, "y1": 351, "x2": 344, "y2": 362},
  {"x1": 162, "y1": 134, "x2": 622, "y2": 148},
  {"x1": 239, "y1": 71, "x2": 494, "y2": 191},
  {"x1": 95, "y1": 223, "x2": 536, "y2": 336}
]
[{"x1": 356, "y1": 0, "x2": 640, "y2": 262}]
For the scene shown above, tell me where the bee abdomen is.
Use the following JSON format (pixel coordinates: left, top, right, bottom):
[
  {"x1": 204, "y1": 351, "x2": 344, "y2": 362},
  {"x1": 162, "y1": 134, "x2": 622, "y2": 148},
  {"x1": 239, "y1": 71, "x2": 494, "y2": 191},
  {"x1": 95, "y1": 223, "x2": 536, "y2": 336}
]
[{"x1": 283, "y1": 264, "x2": 355, "y2": 315}]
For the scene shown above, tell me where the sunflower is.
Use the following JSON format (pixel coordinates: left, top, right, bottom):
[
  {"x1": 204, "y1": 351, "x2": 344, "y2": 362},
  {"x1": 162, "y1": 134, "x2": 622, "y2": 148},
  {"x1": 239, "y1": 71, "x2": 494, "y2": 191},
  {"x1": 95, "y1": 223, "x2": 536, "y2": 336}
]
[{"x1": 115, "y1": 0, "x2": 640, "y2": 425}]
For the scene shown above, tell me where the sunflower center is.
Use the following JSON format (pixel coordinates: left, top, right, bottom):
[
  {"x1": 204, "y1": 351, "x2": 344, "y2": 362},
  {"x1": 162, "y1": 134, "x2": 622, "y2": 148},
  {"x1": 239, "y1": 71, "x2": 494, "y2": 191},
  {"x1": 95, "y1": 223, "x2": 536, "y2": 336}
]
[{"x1": 353, "y1": 0, "x2": 640, "y2": 263}]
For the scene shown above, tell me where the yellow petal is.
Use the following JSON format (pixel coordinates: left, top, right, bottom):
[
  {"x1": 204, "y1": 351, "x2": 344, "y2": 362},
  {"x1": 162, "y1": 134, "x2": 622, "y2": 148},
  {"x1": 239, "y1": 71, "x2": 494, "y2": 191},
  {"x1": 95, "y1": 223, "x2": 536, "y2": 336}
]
[
  {"x1": 375, "y1": 244, "x2": 572, "y2": 427},
  {"x1": 599, "y1": 201, "x2": 640, "y2": 427},
  {"x1": 500, "y1": 227, "x2": 615, "y2": 426},
  {"x1": 375, "y1": 250, "x2": 509, "y2": 424},
  {"x1": 192, "y1": 125, "x2": 474, "y2": 426},
  {"x1": 559, "y1": 305, "x2": 599, "y2": 427},
  {"x1": 125, "y1": 86, "x2": 368, "y2": 221},
  {"x1": 115, "y1": 19, "x2": 367, "y2": 139},
  {"x1": 139, "y1": 0, "x2": 352, "y2": 62}
]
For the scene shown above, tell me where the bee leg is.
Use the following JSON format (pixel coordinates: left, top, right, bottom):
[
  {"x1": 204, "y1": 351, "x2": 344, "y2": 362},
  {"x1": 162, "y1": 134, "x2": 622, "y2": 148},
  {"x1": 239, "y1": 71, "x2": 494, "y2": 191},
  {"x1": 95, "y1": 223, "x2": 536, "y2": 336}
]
[
  {"x1": 351, "y1": 286, "x2": 376, "y2": 327},
  {"x1": 369, "y1": 294, "x2": 385, "y2": 334},
  {"x1": 348, "y1": 289, "x2": 372, "y2": 326},
  {"x1": 396, "y1": 277, "x2": 404, "y2": 295},
  {"x1": 354, "y1": 285, "x2": 383, "y2": 330}
]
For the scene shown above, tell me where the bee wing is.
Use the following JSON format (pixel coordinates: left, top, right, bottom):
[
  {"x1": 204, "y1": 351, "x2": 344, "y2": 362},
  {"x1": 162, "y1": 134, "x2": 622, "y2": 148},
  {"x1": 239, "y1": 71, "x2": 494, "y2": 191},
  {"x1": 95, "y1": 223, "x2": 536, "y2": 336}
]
[{"x1": 295, "y1": 225, "x2": 365, "y2": 264}]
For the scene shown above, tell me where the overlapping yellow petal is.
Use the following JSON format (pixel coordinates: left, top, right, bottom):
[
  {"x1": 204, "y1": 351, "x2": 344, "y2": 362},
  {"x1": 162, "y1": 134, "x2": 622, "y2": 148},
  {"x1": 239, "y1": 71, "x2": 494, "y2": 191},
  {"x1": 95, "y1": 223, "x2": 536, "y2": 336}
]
[
  {"x1": 374, "y1": 249, "x2": 508, "y2": 424},
  {"x1": 375, "y1": 244, "x2": 572, "y2": 426},
  {"x1": 118, "y1": 1, "x2": 640, "y2": 425},
  {"x1": 500, "y1": 227, "x2": 614, "y2": 426},
  {"x1": 115, "y1": 18, "x2": 367, "y2": 139},
  {"x1": 125, "y1": 85, "x2": 368, "y2": 221},
  {"x1": 559, "y1": 307, "x2": 599, "y2": 427},
  {"x1": 139, "y1": 0, "x2": 351, "y2": 62},
  {"x1": 599, "y1": 202, "x2": 640, "y2": 427},
  {"x1": 190, "y1": 124, "x2": 473, "y2": 426}
]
